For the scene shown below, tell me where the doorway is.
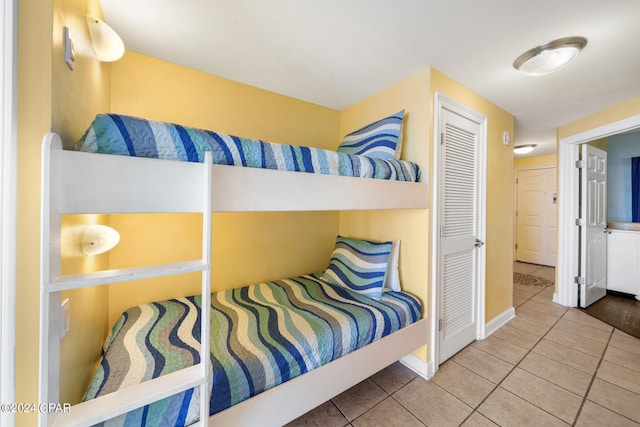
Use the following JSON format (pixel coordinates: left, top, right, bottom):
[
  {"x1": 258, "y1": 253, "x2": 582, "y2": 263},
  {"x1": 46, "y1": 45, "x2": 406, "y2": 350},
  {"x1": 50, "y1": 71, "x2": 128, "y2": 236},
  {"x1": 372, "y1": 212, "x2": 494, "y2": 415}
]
[
  {"x1": 430, "y1": 93, "x2": 487, "y2": 367},
  {"x1": 557, "y1": 115, "x2": 640, "y2": 307},
  {"x1": 515, "y1": 166, "x2": 557, "y2": 267}
]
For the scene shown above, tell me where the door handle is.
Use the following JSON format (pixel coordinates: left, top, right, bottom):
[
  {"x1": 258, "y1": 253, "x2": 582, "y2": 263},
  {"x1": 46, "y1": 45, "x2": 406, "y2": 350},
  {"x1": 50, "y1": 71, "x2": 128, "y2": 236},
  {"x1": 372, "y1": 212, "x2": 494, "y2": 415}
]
[{"x1": 475, "y1": 238, "x2": 484, "y2": 248}]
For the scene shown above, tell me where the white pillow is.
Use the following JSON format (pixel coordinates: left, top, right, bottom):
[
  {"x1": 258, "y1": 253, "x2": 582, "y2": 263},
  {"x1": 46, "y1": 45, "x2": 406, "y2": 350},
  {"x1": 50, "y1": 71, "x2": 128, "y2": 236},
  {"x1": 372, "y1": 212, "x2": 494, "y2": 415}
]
[{"x1": 384, "y1": 240, "x2": 401, "y2": 291}]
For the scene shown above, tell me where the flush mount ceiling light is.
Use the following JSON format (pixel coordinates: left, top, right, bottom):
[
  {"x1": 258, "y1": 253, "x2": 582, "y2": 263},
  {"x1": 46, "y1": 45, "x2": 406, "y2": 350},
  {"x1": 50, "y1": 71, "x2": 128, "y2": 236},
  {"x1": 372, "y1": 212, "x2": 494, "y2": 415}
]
[
  {"x1": 513, "y1": 144, "x2": 537, "y2": 155},
  {"x1": 87, "y1": 16, "x2": 125, "y2": 62},
  {"x1": 513, "y1": 36, "x2": 587, "y2": 76}
]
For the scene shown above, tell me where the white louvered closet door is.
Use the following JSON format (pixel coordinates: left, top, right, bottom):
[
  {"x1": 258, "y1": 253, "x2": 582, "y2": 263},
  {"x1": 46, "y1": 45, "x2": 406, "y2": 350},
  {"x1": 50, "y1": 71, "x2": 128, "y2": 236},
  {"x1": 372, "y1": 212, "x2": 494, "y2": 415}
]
[{"x1": 438, "y1": 105, "x2": 484, "y2": 363}]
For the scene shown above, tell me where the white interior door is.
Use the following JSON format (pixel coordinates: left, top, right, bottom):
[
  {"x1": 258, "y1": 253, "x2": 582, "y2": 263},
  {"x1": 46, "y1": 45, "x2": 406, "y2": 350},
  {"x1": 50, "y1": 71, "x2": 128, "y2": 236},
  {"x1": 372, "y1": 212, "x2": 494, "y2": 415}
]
[
  {"x1": 437, "y1": 100, "x2": 486, "y2": 363},
  {"x1": 580, "y1": 144, "x2": 607, "y2": 308},
  {"x1": 516, "y1": 168, "x2": 557, "y2": 266}
]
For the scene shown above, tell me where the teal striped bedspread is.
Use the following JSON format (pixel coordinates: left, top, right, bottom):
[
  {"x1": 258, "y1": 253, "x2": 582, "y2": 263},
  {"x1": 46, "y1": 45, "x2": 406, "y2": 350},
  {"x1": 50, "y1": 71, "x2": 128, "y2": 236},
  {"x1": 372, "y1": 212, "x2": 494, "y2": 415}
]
[
  {"x1": 76, "y1": 114, "x2": 421, "y2": 182},
  {"x1": 83, "y1": 273, "x2": 421, "y2": 426}
]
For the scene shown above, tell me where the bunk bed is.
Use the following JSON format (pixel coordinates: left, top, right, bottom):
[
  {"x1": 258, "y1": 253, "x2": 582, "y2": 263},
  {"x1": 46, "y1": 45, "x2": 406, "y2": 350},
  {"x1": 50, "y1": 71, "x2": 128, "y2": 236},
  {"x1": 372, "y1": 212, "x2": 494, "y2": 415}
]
[{"x1": 39, "y1": 113, "x2": 429, "y2": 426}]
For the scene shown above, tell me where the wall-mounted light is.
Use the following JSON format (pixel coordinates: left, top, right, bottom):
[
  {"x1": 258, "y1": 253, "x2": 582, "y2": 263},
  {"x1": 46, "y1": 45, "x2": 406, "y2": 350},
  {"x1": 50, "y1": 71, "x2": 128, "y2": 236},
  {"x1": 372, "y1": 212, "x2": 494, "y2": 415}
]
[
  {"x1": 514, "y1": 144, "x2": 537, "y2": 155},
  {"x1": 513, "y1": 36, "x2": 587, "y2": 76},
  {"x1": 82, "y1": 225, "x2": 120, "y2": 256},
  {"x1": 86, "y1": 16, "x2": 125, "y2": 62}
]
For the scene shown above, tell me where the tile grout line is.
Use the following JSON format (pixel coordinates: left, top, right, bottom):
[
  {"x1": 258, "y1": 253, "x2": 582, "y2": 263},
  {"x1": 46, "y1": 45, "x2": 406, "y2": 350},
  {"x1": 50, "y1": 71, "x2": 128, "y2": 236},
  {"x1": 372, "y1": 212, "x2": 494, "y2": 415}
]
[
  {"x1": 354, "y1": 376, "x2": 427, "y2": 426},
  {"x1": 420, "y1": 281, "x2": 526, "y2": 425},
  {"x1": 460, "y1": 291, "x2": 571, "y2": 427},
  {"x1": 569, "y1": 327, "x2": 614, "y2": 426},
  {"x1": 432, "y1": 282, "x2": 559, "y2": 426},
  {"x1": 388, "y1": 379, "x2": 428, "y2": 426},
  {"x1": 511, "y1": 273, "x2": 638, "y2": 425}
]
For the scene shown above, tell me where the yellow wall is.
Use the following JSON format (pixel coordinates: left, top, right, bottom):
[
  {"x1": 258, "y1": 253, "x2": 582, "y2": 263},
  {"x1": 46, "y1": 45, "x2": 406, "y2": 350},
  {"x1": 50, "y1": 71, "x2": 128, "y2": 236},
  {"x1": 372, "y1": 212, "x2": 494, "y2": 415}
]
[
  {"x1": 514, "y1": 154, "x2": 557, "y2": 169},
  {"x1": 587, "y1": 138, "x2": 608, "y2": 151},
  {"x1": 51, "y1": 0, "x2": 112, "y2": 405},
  {"x1": 59, "y1": 215, "x2": 110, "y2": 404},
  {"x1": 107, "y1": 53, "x2": 341, "y2": 324},
  {"x1": 16, "y1": 0, "x2": 112, "y2": 417},
  {"x1": 429, "y1": 68, "x2": 515, "y2": 322},
  {"x1": 338, "y1": 69, "x2": 431, "y2": 361},
  {"x1": 110, "y1": 52, "x2": 339, "y2": 149},
  {"x1": 558, "y1": 96, "x2": 640, "y2": 140},
  {"x1": 16, "y1": 0, "x2": 54, "y2": 425},
  {"x1": 52, "y1": 0, "x2": 111, "y2": 146}
]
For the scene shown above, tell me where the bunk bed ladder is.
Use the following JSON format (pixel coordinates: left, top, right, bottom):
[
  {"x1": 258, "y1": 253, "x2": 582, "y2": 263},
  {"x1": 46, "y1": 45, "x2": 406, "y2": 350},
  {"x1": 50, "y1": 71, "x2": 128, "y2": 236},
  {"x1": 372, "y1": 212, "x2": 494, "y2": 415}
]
[{"x1": 38, "y1": 134, "x2": 213, "y2": 426}]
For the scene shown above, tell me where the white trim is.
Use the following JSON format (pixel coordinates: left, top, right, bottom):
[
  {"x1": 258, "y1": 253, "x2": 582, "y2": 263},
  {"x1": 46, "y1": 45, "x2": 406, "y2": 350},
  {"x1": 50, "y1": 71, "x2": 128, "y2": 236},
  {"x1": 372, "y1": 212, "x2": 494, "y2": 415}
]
[
  {"x1": 557, "y1": 114, "x2": 640, "y2": 307},
  {"x1": 0, "y1": 0, "x2": 17, "y2": 425},
  {"x1": 430, "y1": 93, "x2": 488, "y2": 371},
  {"x1": 43, "y1": 149, "x2": 428, "y2": 214},
  {"x1": 515, "y1": 164, "x2": 556, "y2": 171},
  {"x1": 484, "y1": 307, "x2": 516, "y2": 338},
  {"x1": 399, "y1": 353, "x2": 432, "y2": 380}
]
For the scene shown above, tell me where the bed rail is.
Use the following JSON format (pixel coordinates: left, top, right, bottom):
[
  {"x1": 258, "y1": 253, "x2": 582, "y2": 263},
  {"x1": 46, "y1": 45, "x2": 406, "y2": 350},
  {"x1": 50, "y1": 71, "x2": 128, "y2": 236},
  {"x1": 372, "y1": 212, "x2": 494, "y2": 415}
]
[{"x1": 52, "y1": 138, "x2": 428, "y2": 214}]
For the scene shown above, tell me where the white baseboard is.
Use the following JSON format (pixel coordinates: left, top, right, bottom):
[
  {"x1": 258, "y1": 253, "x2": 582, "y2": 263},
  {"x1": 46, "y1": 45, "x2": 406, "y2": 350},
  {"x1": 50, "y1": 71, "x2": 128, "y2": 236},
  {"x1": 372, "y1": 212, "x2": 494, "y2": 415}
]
[
  {"x1": 553, "y1": 292, "x2": 560, "y2": 304},
  {"x1": 483, "y1": 307, "x2": 515, "y2": 338},
  {"x1": 400, "y1": 353, "x2": 433, "y2": 379}
]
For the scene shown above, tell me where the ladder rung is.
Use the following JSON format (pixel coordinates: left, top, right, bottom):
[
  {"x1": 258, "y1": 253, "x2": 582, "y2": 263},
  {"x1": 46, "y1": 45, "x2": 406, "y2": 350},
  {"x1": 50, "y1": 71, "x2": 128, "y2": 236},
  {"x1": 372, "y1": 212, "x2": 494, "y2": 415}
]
[
  {"x1": 46, "y1": 260, "x2": 208, "y2": 292},
  {"x1": 51, "y1": 365, "x2": 207, "y2": 427}
]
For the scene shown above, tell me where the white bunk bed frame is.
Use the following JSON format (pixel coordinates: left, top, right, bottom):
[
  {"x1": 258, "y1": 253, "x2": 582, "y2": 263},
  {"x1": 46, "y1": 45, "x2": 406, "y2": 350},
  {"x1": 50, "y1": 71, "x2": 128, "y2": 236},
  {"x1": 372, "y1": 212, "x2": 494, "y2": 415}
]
[{"x1": 40, "y1": 132, "x2": 429, "y2": 427}]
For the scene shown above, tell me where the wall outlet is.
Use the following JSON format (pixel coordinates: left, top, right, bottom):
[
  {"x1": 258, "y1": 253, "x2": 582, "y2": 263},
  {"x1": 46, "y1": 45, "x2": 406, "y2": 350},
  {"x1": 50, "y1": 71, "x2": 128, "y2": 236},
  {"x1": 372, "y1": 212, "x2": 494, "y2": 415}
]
[{"x1": 60, "y1": 298, "x2": 70, "y2": 339}]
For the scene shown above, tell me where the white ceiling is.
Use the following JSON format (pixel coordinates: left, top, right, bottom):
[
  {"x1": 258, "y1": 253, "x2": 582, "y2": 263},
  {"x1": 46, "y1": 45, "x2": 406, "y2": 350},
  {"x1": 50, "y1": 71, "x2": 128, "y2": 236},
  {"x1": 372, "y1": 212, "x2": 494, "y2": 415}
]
[{"x1": 101, "y1": 0, "x2": 640, "y2": 157}]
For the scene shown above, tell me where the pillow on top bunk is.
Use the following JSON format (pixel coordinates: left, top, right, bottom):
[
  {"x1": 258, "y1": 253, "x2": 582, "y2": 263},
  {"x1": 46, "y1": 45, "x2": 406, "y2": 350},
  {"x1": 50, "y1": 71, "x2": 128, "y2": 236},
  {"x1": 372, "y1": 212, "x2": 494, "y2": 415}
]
[
  {"x1": 337, "y1": 110, "x2": 405, "y2": 160},
  {"x1": 322, "y1": 236, "x2": 392, "y2": 301}
]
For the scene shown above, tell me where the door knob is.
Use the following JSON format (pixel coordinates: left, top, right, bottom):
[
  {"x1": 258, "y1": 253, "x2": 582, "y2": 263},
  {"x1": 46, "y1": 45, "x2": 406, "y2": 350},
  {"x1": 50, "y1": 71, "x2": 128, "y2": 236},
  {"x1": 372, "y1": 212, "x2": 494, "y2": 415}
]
[{"x1": 475, "y1": 238, "x2": 484, "y2": 248}]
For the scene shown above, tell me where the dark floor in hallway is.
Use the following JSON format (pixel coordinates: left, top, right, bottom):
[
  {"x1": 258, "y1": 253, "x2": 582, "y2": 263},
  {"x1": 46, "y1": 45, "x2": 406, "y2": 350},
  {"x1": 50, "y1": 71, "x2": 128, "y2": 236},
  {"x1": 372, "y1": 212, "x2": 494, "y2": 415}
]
[{"x1": 580, "y1": 292, "x2": 640, "y2": 340}]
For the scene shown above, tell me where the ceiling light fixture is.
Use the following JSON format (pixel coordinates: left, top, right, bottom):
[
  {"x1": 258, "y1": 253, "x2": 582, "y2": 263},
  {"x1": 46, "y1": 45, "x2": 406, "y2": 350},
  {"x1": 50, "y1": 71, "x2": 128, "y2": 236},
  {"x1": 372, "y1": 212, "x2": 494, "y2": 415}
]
[
  {"x1": 87, "y1": 16, "x2": 125, "y2": 62},
  {"x1": 514, "y1": 144, "x2": 537, "y2": 155},
  {"x1": 513, "y1": 36, "x2": 587, "y2": 76}
]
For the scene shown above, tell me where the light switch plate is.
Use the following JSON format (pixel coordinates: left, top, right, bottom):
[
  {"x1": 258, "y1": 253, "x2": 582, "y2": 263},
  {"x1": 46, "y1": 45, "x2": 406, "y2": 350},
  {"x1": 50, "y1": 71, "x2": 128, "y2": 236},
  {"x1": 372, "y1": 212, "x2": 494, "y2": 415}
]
[
  {"x1": 503, "y1": 131, "x2": 510, "y2": 146},
  {"x1": 64, "y1": 27, "x2": 75, "y2": 70}
]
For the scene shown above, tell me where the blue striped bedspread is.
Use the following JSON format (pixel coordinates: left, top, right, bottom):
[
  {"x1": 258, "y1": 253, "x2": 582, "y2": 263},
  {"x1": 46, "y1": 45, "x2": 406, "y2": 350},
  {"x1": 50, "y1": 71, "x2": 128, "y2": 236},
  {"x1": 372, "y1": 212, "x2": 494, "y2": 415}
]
[
  {"x1": 83, "y1": 273, "x2": 421, "y2": 426},
  {"x1": 76, "y1": 114, "x2": 421, "y2": 182}
]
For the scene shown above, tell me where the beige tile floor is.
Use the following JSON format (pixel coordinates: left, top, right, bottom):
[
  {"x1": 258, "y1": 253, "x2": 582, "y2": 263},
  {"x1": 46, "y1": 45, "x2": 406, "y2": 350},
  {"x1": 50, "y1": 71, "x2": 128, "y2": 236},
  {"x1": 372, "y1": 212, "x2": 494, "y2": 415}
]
[{"x1": 287, "y1": 262, "x2": 640, "y2": 426}]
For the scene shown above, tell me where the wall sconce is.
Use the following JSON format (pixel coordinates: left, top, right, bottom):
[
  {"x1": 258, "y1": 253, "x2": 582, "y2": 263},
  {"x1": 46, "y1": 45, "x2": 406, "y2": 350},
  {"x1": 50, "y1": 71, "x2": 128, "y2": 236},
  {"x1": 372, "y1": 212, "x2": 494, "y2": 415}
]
[
  {"x1": 86, "y1": 16, "x2": 125, "y2": 62},
  {"x1": 82, "y1": 225, "x2": 120, "y2": 256}
]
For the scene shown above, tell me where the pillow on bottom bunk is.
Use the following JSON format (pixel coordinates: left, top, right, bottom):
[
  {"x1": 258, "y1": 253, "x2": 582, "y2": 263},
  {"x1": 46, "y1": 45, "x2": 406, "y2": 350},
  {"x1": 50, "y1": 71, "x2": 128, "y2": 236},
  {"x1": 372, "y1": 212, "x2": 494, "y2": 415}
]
[
  {"x1": 82, "y1": 273, "x2": 421, "y2": 426},
  {"x1": 322, "y1": 236, "x2": 392, "y2": 300}
]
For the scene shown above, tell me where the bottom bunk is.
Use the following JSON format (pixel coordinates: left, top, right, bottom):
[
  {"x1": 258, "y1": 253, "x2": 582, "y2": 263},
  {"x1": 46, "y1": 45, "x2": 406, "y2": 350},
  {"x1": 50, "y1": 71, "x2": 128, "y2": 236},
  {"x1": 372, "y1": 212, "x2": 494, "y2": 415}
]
[{"x1": 83, "y1": 273, "x2": 426, "y2": 426}]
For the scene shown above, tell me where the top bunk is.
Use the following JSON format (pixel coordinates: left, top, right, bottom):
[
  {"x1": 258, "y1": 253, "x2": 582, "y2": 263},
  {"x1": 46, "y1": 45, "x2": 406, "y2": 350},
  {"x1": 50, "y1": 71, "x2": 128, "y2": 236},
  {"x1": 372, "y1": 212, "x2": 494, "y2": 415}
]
[{"x1": 44, "y1": 112, "x2": 429, "y2": 214}]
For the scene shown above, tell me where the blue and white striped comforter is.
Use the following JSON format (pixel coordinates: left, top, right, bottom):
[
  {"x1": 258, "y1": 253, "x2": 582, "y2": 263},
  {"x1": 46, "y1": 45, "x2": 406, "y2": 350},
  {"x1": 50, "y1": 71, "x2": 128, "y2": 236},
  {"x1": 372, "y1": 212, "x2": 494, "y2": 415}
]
[
  {"x1": 83, "y1": 274, "x2": 421, "y2": 426},
  {"x1": 76, "y1": 114, "x2": 421, "y2": 182}
]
